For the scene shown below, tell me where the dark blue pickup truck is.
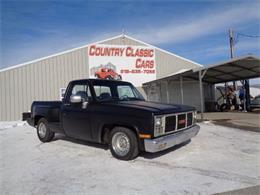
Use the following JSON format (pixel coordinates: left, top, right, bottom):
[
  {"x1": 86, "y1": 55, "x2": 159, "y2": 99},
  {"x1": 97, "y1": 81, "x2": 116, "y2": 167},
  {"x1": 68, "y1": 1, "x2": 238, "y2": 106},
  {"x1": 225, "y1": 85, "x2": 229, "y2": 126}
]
[{"x1": 25, "y1": 79, "x2": 199, "y2": 160}]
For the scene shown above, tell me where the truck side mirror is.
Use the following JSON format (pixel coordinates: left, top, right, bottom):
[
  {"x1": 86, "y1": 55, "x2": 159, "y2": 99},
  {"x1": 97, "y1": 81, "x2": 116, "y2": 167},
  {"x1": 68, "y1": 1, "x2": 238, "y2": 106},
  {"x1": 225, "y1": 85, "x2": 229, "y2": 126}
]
[{"x1": 70, "y1": 95, "x2": 82, "y2": 103}]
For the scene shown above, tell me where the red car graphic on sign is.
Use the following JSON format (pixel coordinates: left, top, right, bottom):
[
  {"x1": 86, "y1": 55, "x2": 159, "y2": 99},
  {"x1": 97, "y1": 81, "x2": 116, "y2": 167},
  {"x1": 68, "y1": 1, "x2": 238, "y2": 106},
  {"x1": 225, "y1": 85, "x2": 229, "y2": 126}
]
[{"x1": 95, "y1": 68, "x2": 122, "y2": 80}]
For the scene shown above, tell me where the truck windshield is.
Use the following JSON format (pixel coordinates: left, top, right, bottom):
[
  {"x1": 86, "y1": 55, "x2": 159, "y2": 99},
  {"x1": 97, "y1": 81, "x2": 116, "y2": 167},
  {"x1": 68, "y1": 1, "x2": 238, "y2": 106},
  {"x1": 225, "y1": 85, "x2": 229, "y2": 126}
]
[{"x1": 93, "y1": 83, "x2": 144, "y2": 101}]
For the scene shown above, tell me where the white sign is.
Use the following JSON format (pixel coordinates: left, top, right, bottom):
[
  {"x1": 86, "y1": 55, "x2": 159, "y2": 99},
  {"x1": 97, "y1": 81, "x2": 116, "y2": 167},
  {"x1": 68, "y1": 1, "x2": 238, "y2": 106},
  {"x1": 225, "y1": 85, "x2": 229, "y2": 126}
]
[{"x1": 88, "y1": 44, "x2": 156, "y2": 86}]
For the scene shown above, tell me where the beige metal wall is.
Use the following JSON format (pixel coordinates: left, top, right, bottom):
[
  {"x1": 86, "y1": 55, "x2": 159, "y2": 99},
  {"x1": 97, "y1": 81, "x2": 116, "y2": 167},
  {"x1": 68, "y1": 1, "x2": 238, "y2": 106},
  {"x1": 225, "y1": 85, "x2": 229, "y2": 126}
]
[
  {"x1": 155, "y1": 50, "x2": 200, "y2": 79},
  {"x1": 0, "y1": 35, "x2": 200, "y2": 121},
  {"x1": 0, "y1": 48, "x2": 88, "y2": 121}
]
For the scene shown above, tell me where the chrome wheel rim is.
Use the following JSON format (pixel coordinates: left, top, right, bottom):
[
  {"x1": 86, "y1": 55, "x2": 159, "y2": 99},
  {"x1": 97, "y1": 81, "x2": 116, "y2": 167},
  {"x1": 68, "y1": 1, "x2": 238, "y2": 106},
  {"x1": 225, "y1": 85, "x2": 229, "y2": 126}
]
[
  {"x1": 112, "y1": 132, "x2": 130, "y2": 156},
  {"x1": 38, "y1": 122, "x2": 47, "y2": 138}
]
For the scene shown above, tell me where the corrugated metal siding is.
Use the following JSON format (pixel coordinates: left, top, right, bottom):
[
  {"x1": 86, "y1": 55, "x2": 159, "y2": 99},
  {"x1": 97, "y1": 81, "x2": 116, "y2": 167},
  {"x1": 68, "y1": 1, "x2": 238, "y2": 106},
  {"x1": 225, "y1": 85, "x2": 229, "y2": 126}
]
[
  {"x1": 0, "y1": 47, "x2": 88, "y2": 121},
  {"x1": 145, "y1": 80, "x2": 214, "y2": 111},
  {"x1": 0, "y1": 36, "x2": 200, "y2": 121},
  {"x1": 155, "y1": 49, "x2": 200, "y2": 80}
]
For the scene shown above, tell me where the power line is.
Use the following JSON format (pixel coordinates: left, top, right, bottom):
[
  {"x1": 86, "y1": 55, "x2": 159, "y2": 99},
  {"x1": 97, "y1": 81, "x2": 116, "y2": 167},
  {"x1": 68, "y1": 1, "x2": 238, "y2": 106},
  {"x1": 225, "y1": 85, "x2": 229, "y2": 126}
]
[
  {"x1": 237, "y1": 33, "x2": 260, "y2": 38},
  {"x1": 233, "y1": 32, "x2": 260, "y2": 45}
]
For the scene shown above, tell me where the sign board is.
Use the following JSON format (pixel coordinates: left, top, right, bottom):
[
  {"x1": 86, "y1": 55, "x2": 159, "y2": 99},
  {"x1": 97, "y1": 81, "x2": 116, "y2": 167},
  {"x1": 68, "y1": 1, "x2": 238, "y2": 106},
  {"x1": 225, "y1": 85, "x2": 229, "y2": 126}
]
[{"x1": 88, "y1": 44, "x2": 156, "y2": 86}]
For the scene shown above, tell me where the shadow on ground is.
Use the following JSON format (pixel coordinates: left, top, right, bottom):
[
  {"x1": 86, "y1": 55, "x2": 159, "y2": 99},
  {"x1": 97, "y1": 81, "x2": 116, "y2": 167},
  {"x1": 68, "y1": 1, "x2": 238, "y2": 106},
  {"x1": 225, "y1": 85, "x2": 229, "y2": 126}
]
[
  {"x1": 52, "y1": 133, "x2": 191, "y2": 159},
  {"x1": 53, "y1": 133, "x2": 109, "y2": 150}
]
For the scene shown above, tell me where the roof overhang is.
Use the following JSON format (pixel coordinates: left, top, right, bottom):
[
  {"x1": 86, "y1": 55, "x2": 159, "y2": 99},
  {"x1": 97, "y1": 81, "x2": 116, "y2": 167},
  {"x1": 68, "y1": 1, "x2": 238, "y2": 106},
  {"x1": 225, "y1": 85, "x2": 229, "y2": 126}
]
[{"x1": 143, "y1": 55, "x2": 260, "y2": 85}]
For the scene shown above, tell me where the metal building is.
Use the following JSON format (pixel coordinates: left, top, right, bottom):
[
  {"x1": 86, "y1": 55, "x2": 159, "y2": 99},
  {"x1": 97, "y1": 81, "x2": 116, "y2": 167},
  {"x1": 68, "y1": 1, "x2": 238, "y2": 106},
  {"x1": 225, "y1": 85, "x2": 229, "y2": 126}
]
[{"x1": 0, "y1": 34, "x2": 202, "y2": 121}]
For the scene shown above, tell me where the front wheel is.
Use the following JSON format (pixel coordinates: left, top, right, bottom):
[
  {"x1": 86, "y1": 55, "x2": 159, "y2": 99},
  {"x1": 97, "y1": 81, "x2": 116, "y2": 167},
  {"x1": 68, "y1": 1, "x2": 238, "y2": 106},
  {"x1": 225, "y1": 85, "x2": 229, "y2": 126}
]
[
  {"x1": 37, "y1": 118, "x2": 55, "y2": 142},
  {"x1": 109, "y1": 127, "x2": 139, "y2": 160}
]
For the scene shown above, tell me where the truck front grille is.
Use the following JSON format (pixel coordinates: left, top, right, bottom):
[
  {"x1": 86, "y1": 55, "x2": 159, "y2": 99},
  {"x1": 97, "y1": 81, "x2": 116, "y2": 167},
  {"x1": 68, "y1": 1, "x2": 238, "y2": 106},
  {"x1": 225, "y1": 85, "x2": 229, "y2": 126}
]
[
  {"x1": 165, "y1": 115, "x2": 176, "y2": 133},
  {"x1": 187, "y1": 112, "x2": 193, "y2": 126},
  {"x1": 177, "y1": 114, "x2": 186, "y2": 129},
  {"x1": 164, "y1": 112, "x2": 193, "y2": 134}
]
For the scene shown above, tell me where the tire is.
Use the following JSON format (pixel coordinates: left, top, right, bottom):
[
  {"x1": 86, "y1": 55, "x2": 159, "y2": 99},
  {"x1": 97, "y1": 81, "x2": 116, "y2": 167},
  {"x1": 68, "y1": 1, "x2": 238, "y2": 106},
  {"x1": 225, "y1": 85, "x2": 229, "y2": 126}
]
[
  {"x1": 37, "y1": 118, "x2": 55, "y2": 142},
  {"x1": 109, "y1": 127, "x2": 139, "y2": 160},
  {"x1": 220, "y1": 103, "x2": 228, "y2": 112}
]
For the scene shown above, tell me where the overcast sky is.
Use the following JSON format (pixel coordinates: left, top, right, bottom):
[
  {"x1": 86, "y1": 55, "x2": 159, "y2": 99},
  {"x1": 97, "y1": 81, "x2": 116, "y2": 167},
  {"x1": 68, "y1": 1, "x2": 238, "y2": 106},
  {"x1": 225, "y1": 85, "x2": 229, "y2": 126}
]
[{"x1": 1, "y1": 0, "x2": 260, "y2": 82}]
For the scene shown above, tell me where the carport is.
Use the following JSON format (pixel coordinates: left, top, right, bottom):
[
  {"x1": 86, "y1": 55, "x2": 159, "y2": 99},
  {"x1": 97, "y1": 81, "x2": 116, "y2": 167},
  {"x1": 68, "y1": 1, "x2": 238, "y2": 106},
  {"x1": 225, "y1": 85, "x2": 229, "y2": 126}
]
[{"x1": 143, "y1": 55, "x2": 260, "y2": 120}]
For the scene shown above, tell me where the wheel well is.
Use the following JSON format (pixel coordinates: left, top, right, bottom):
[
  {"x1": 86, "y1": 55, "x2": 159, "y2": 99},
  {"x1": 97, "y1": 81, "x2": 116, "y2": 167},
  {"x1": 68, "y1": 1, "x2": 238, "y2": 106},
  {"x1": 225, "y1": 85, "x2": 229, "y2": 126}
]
[
  {"x1": 101, "y1": 124, "x2": 138, "y2": 144},
  {"x1": 34, "y1": 115, "x2": 44, "y2": 126}
]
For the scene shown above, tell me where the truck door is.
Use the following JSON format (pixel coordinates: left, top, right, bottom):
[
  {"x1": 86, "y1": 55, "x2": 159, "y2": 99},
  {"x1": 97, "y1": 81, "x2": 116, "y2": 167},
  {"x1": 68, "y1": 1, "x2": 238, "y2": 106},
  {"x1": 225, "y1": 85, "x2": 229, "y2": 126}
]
[{"x1": 61, "y1": 81, "x2": 92, "y2": 141}]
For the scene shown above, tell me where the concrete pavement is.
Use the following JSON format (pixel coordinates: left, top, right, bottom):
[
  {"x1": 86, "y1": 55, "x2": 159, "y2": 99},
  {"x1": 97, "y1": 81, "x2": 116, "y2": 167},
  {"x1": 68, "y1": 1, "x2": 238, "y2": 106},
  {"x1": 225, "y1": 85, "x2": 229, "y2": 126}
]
[{"x1": 0, "y1": 122, "x2": 260, "y2": 194}]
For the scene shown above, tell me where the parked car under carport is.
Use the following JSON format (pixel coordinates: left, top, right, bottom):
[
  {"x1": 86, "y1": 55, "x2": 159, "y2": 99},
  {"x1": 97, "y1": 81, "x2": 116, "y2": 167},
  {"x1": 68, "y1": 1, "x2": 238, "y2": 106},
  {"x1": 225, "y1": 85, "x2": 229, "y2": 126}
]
[{"x1": 250, "y1": 95, "x2": 260, "y2": 110}]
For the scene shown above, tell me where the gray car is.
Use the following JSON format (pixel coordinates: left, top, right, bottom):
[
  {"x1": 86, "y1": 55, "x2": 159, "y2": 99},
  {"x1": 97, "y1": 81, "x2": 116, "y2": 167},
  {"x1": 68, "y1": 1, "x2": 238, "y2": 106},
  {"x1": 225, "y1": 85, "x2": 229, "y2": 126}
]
[{"x1": 250, "y1": 95, "x2": 260, "y2": 110}]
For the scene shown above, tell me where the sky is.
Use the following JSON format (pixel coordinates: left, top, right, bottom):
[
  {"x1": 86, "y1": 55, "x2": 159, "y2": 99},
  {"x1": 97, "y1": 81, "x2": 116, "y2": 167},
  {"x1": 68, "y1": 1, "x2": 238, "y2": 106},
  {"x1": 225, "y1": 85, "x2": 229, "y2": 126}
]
[{"x1": 1, "y1": 0, "x2": 260, "y2": 82}]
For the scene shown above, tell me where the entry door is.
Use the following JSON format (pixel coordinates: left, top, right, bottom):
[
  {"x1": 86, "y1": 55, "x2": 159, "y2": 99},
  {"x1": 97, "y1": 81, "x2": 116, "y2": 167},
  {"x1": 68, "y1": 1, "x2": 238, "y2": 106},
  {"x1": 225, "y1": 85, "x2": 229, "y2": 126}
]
[{"x1": 62, "y1": 82, "x2": 92, "y2": 141}]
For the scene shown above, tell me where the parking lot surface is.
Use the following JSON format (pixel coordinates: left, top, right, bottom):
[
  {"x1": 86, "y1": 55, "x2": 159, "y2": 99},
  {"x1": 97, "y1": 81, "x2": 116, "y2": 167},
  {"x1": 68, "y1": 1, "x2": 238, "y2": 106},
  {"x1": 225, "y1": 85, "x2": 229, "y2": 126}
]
[{"x1": 0, "y1": 122, "x2": 260, "y2": 195}]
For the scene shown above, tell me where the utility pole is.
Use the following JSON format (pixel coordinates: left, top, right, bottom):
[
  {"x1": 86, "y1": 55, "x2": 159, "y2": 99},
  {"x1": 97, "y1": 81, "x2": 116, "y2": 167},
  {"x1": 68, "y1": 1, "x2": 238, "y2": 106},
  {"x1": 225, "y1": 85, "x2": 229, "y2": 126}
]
[
  {"x1": 229, "y1": 29, "x2": 235, "y2": 58},
  {"x1": 229, "y1": 29, "x2": 237, "y2": 90}
]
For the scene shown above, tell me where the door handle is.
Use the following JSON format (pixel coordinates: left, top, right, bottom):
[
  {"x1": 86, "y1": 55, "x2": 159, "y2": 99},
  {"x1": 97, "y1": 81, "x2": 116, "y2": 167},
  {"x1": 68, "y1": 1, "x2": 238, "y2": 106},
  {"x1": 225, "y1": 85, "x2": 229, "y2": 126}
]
[{"x1": 64, "y1": 103, "x2": 70, "y2": 106}]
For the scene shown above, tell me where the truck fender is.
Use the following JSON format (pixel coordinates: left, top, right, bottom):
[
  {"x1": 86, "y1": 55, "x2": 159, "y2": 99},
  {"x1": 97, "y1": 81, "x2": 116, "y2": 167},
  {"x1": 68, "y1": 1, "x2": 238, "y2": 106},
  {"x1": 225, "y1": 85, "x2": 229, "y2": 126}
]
[{"x1": 100, "y1": 123, "x2": 140, "y2": 144}]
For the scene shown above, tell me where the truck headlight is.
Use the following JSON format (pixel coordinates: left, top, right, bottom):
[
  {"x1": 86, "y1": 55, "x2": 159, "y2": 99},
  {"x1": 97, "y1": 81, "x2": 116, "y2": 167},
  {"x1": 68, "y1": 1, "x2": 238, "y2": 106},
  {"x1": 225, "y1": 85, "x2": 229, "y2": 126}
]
[
  {"x1": 155, "y1": 117, "x2": 162, "y2": 126},
  {"x1": 154, "y1": 116, "x2": 164, "y2": 136}
]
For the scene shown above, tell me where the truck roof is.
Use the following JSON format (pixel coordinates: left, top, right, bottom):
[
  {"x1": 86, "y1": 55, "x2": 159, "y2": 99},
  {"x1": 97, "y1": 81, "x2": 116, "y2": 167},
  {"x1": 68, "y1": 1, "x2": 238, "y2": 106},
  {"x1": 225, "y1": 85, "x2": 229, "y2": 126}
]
[{"x1": 71, "y1": 78, "x2": 132, "y2": 85}]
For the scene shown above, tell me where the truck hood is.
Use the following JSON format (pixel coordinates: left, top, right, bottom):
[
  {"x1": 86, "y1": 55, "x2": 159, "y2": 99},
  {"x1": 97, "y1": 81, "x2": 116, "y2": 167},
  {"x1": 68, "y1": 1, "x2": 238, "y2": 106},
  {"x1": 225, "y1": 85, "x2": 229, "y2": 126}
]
[{"x1": 103, "y1": 100, "x2": 195, "y2": 115}]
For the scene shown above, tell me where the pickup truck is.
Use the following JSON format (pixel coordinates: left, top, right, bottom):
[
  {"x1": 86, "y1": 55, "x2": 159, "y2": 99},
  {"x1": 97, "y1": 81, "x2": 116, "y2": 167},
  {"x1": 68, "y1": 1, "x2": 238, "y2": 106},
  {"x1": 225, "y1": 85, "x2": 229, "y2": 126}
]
[{"x1": 25, "y1": 79, "x2": 199, "y2": 160}]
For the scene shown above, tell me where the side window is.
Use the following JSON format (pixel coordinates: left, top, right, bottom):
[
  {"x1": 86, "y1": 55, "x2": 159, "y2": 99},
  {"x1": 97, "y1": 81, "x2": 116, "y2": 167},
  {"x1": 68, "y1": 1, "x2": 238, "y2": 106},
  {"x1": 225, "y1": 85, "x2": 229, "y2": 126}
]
[
  {"x1": 70, "y1": 84, "x2": 91, "y2": 101},
  {"x1": 94, "y1": 86, "x2": 112, "y2": 101},
  {"x1": 117, "y1": 86, "x2": 135, "y2": 98}
]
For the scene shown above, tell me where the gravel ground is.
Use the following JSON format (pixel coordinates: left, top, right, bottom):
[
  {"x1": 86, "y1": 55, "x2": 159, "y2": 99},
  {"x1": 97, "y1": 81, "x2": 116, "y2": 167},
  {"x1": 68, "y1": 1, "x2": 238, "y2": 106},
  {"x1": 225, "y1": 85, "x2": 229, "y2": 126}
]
[{"x1": 0, "y1": 122, "x2": 260, "y2": 195}]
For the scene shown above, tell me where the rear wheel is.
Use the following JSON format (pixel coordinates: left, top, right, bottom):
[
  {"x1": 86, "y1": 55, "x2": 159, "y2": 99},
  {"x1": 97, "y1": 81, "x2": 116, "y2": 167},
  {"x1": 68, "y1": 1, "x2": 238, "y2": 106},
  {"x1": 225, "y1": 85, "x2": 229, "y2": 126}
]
[
  {"x1": 37, "y1": 118, "x2": 55, "y2": 142},
  {"x1": 109, "y1": 127, "x2": 139, "y2": 160}
]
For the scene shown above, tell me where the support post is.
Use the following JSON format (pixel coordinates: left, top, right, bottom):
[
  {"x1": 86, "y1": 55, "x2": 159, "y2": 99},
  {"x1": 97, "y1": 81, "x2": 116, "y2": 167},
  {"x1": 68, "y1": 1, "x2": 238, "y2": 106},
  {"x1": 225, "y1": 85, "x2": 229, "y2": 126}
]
[
  {"x1": 165, "y1": 80, "x2": 170, "y2": 103},
  {"x1": 180, "y1": 76, "x2": 184, "y2": 104},
  {"x1": 199, "y1": 70, "x2": 204, "y2": 120},
  {"x1": 243, "y1": 80, "x2": 247, "y2": 112},
  {"x1": 245, "y1": 79, "x2": 250, "y2": 111}
]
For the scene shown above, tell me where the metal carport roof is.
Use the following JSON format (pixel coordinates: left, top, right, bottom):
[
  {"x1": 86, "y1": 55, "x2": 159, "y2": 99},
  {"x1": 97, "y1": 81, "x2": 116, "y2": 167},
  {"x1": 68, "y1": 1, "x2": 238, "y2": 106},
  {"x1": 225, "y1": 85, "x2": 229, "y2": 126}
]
[
  {"x1": 144, "y1": 55, "x2": 260, "y2": 85},
  {"x1": 187, "y1": 55, "x2": 260, "y2": 84},
  {"x1": 143, "y1": 55, "x2": 260, "y2": 120}
]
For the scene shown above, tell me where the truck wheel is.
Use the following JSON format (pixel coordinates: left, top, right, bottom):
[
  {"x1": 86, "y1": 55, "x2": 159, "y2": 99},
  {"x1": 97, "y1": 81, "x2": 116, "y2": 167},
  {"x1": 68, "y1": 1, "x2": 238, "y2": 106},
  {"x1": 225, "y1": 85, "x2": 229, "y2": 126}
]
[
  {"x1": 220, "y1": 103, "x2": 228, "y2": 112},
  {"x1": 109, "y1": 127, "x2": 139, "y2": 160},
  {"x1": 37, "y1": 118, "x2": 55, "y2": 142}
]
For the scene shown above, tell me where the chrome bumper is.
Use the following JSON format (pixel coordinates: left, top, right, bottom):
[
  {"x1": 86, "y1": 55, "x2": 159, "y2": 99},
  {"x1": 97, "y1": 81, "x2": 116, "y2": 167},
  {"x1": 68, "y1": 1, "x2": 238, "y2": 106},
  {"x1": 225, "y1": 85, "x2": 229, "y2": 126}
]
[{"x1": 144, "y1": 125, "x2": 200, "y2": 153}]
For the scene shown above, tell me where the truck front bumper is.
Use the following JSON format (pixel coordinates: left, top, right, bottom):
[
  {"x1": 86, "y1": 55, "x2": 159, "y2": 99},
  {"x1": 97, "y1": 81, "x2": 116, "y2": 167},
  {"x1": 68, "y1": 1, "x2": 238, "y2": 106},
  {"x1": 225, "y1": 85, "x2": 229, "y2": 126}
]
[{"x1": 144, "y1": 124, "x2": 200, "y2": 153}]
